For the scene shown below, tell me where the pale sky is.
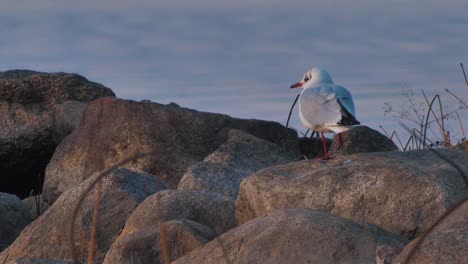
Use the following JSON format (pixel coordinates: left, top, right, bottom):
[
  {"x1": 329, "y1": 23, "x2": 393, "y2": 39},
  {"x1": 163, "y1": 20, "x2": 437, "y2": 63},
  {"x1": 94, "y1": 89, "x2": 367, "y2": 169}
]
[{"x1": 1, "y1": 0, "x2": 467, "y2": 144}]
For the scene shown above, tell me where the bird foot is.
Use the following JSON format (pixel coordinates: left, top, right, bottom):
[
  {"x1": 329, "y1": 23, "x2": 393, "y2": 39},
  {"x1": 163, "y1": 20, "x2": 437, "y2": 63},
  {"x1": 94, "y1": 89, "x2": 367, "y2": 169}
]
[{"x1": 313, "y1": 155, "x2": 333, "y2": 161}]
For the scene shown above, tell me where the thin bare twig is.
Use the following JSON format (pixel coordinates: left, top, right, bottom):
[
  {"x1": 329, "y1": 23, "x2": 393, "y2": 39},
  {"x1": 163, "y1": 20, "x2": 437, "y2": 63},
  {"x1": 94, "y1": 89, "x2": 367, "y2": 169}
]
[
  {"x1": 455, "y1": 112, "x2": 466, "y2": 140},
  {"x1": 34, "y1": 195, "x2": 41, "y2": 217},
  {"x1": 87, "y1": 181, "x2": 102, "y2": 264},
  {"x1": 408, "y1": 89, "x2": 425, "y2": 127},
  {"x1": 310, "y1": 130, "x2": 316, "y2": 138},
  {"x1": 403, "y1": 135, "x2": 414, "y2": 151},
  {"x1": 412, "y1": 127, "x2": 441, "y2": 150},
  {"x1": 461, "y1": 63, "x2": 468, "y2": 87},
  {"x1": 445, "y1": 88, "x2": 468, "y2": 108},
  {"x1": 286, "y1": 94, "x2": 300, "y2": 128},
  {"x1": 421, "y1": 92, "x2": 447, "y2": 147},
  {"x1": 380, "y1": 126, "x2": 404, "y2": 150},
  {"x1": 69, "y1": 151, "x2": 157, "y2": 264},
  {"x1": 391, "y1": 131, "x2": 405, "y2": 151},
  {"x1": 379, "y1": 125, "x2": 391, "y2": 138},
  {"x1": 412, "y1": 128, "x2": 422, "y2": 149}
]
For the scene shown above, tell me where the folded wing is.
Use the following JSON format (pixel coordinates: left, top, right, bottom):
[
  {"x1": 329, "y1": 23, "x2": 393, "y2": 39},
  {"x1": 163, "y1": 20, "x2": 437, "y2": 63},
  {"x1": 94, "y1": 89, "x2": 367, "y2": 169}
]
[{"x1": 299, "y1": 84, "x2": 359, "y2": 129}]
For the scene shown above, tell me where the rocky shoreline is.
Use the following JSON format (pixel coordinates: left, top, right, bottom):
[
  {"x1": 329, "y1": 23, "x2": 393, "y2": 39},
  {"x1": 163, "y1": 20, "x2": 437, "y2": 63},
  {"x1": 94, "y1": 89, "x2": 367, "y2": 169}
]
[{"x1": 0, "y1": 70, "x2": 466, "y2": 264}]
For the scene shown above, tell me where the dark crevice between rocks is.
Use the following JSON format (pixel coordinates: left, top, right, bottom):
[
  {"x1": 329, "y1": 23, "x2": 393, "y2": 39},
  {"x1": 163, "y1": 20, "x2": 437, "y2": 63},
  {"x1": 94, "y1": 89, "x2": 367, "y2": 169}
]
[
  {"x1": 0, "y1": 143, "x2": 55, "y2": 199},
  {"x1": 299, "y1": 136, "x2": 332, "y2": 159}
]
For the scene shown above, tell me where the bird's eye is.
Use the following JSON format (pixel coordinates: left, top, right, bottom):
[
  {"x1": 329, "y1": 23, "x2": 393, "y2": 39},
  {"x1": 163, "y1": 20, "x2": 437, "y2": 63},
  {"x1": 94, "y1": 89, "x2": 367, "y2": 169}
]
[{"x1": 304, "y1": 77, "x2": 310, "y2": 82}]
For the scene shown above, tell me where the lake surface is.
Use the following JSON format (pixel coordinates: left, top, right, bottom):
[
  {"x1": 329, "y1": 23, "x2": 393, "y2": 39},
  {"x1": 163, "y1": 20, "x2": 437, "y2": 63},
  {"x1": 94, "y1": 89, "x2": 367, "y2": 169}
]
[{"x1": 1, "y1": 0, "x2": 467, "y2": 145}]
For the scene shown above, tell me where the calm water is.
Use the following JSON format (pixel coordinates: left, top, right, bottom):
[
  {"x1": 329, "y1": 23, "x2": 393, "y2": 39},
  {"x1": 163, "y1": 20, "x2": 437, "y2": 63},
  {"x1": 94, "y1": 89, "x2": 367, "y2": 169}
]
[{"x1": 1, "y1": 1, "x2": 467, "y2": 145}]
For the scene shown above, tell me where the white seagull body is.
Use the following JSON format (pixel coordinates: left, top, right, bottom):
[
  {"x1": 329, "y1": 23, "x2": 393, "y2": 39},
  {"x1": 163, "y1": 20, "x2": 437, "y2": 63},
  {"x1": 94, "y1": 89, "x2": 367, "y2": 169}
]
[
  {"x1": 299, "y1": 83, "x2": 358, "y2": 133},
  {"x1": 290, "y1": 67, "x2": 360, "y2": 159}
]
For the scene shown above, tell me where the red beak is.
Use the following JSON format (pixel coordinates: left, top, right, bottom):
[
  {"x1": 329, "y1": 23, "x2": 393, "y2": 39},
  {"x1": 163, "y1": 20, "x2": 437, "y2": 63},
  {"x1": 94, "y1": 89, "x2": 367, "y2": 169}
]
[{"x1": 290, "y1": 82, "x2": 302, "y2": 89}]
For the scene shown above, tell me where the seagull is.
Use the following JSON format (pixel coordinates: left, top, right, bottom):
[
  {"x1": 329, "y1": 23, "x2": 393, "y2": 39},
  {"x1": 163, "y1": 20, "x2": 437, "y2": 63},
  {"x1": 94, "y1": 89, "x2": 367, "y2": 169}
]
[{"x1": 290, "y1": 67, "x2": 360, "y2": 160}]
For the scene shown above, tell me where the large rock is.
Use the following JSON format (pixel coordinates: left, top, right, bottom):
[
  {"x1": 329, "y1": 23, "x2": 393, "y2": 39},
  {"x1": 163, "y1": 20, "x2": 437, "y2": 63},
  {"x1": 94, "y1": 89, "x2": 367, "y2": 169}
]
[
  {"x1": 0, "y1": 168, "x2": 166, "y2": 264},
  {"x1": 123, "y1": 190, "x2": 235, "y2": 236},
  {"x1": 236, "y1": 149, "x2": 468, "y2": 238},
  {"x1": 43, "y1": 97, "x2": 299, "y2": 203},
  {"x1": 0, "y1": 193, "x2": 33, "y2": 251},
  {"x1": 0, "y1": 70, "x2": 115, "y2": 198},
  {"x1": 11, "y1": 259, "x2": 71, "y2": 264},
  {"x1": 173, "y1": 208, "x2": 407, "y2": 264},
  {"x1": 103, "y1": 190, "x2": 235, "y2": 264},
  {"x1": 103, "y1": 219, "x2": 215, "y2": 264},
  {"x1": 0, "y1": 70, "x2": 114, "y2": 107},
  {"x1": 395, "y1": 199, "x2": 468, "y2": 264},
  {"x1": 178, "y1": 129, "x2": 297, "y2": 199},
  {"x1": 329, "y1": 126, "x2": 398, "y2": 156}
]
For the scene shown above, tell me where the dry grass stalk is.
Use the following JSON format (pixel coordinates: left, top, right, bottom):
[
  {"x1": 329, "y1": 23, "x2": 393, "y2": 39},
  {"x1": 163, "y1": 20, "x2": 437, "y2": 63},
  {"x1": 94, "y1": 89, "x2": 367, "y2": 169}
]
[
  {"x1": 409, "y1": 127, "x2": 439, "y2": 151},
  {"x1": 384, "y1": 88, "x2": 466, "y2": 150},
  {"x1": 28, "y1": 173, "x2": 49, "y2": 218},
  {"x1": 158, "y1": 222, "x2": 170, "y2": 264},
  {"x1": 461, "y1": 63, "x2": 468, "y2": 87},
  {"x1": 455, "y1": 112, "x2": 466, "y2": 141},
  {"x1": 445, "y1": 88, "x2": 468, "y2": 108},
  {"x1": 34, "y1": 194, "x2": 42, "y2": 217},
  {"x1": 87, "y1": 181, "x2": 102, "y2": 264},
  {"x1": 69, "y1": 151, "x2": 157, "y2": 264},
  {"x1": 380, "y1": 125, "x2": 405, "y2": 150},
  {"x1": 421, "y1": 92, "x2": 450, "y2": 147},
  {"x1": 384, "y1": 64, "x2": 468, "y2": 150},
  {"x1": 156, "y1": 195, "x2": 170, "y2": 264},
  {"x1": 286, "y1": 94, "x2": 300, "y2": 128}
]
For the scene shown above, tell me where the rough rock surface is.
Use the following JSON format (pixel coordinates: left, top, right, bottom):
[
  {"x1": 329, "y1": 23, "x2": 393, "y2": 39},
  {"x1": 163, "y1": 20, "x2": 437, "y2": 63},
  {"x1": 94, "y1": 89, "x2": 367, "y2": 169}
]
[
  {"x1": 173, "y1": 208, "x2": 407, "y2": 264},
  {"x1": 11, "y1": 258, "x2": 72, "y2": 264},
  {"x1": 395, "y1": 198, "x2": 468, "y2": 264},
  {"x1": 43, "y1": 97, "x2": 299, "y2": 202},
  {"x1": 103, "y1": 219, "x2": 215, "y2": 264},
  {"x1": 0, "y1": 193, "x2": 33, "y2": 251},
  {"x1": 102, "y1": 190, "x2": 234, "y2": 263},
  {"x1": 0, "y1": 70, "x2": 115, "y2": 107},
  {"x1": 52, "y1": 101, "x2": 87, "y2": 142},
  {"x1": 177, "y1": 129, "x2": 297, "y2": 199},
  {"x1": 236, "y1": 149, "x2": 468, "y2": 238},
  {"x1": 329, "y1": 126, "x2": 398, "y2": 156},
  {"x1": 0, "y1": 168, "x2": 166, "y2": 264},
  {"x1": 0, "y1": 70, "x2": 115, "y2": 198},
  {"x1": 124, "y1": 190, "x2": 235, "y2": 236}
]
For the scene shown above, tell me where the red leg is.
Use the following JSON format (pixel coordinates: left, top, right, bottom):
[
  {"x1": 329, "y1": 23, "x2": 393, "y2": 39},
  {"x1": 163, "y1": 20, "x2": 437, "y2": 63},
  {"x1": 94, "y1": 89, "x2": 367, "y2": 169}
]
[
  {"x1": 320, "y1": 132, "x2": 330, "y2": 160},
  {"x1": 338, "y1": 133, "x2": 343, "y2": 147}
]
